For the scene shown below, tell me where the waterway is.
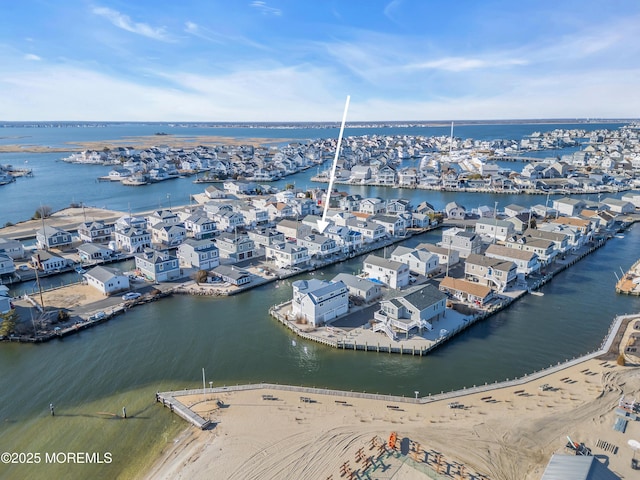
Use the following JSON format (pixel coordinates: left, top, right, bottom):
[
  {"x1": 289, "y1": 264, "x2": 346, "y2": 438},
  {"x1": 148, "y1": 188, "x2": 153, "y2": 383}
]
[{"x1": 0, "y1": 122, "x2": 638, "y2": 479}]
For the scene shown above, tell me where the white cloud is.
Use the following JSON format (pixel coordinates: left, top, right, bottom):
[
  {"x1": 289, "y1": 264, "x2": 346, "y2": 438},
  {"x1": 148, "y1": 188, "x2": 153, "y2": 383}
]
[
  {"x1": 24, "y1": 53, "x2": 41, "y2": 61},
  {"x1": 250, "y1": 1, "x2": 282, "y2": 16},
  {"x1": 405, "y1": 56, "x2": 528, "y2": 72},
  {"x1": 92, "y1": 6, "x2": 173, "y2": 42}
]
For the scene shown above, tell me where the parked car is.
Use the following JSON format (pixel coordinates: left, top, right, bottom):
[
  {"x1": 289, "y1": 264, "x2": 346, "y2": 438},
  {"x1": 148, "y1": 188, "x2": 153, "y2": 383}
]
[
  {"x1": 89, "y1": 311, "x2": 106, "y2": 321},
  {"x1": 122, "y1": 292, "x2": 142, "y2": 301}
]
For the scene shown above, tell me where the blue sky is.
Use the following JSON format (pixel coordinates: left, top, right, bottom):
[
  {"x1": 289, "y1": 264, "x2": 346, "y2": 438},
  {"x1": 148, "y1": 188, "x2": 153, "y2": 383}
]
[{"x1": 1, "y1": 0, "x2": 639, "y2": 121}]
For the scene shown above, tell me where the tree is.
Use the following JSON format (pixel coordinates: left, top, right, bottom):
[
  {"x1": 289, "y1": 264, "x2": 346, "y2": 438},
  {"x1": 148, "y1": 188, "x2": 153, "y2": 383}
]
[
  {"x1": 33, "y1": 205, "x2": 52, "y2": 219},
  {"x1": 0, "y1": 310, "x2": 18, "y2": 337},
  {"x1": 192, "y1": 270, "x2": 209, "y2": 285},
  {"x1": 529, "y1": 217, "x2": 537, "y2": 229}
]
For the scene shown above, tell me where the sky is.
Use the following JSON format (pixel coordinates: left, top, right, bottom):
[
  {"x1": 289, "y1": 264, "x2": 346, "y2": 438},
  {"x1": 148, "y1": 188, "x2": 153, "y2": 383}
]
[{"x1": 1, "y1": 0, "x2": 640, "y2": 122}]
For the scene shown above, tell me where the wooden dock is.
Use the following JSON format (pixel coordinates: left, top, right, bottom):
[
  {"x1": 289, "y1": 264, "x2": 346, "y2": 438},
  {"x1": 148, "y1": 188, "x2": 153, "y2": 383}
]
[{"x1": 155, "y1": 391, "x2": 211, "y2": 429}]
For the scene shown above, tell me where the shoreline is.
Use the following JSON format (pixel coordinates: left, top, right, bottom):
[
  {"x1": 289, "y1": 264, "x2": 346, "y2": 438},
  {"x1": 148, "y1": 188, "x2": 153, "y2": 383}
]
[{"x1": 144, "y1": 313, "x2": 640, "y2": 480}]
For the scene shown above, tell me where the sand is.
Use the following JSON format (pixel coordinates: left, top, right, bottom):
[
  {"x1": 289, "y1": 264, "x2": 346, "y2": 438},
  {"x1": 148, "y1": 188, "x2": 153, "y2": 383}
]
[{"x1": 142, "y1": 319, "x2": 640, "y2": 480}]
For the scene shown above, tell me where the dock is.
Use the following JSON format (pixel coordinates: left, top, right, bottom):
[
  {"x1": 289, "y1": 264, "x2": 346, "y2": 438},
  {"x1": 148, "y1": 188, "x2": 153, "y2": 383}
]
[
  {"x1": 155, "y1": 391, "x2": 211, "y2": 429},
  {"x1": 616, "y1": 258, "x2": 640, "y2": 295}
]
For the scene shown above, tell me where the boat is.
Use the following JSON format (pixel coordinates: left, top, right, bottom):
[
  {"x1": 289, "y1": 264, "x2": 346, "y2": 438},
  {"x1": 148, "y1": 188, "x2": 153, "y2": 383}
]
[
  {"x1": 615, "y1": 234, "x2": 625, "y2": 239},
  {"x1": 530, "y1": 291, "x2": 544, "y2": 297}
]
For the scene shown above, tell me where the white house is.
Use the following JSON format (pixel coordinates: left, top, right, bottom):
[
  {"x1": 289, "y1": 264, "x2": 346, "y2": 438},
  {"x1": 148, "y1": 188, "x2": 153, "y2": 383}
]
[
  {"x1": 291, "y1": 279, "x2": 349, "y2": 327},
  {"x1": 363, "y1": 254, "x2": 410, "y2": 289},
  {"x1": 390, "y1": 246, "x2": 439, "y2": 276},
  {"x1": 445, "y1": 201, "x2": 466, "y2": 219},
  {"x1": 331, "y1": 273, "x2": 382, "y2": 303},
  {"x1": 30, "y1": 250, "x2": 71, "y2": 273},
  {"x1": 150, "y1": 222, "x2": 187, "y2": 247},
  {"x1": 114, "y1": 227, "x2": 151, "y2": 254},
  {"x1": 373, "y1": 284, "x2": 447, "y2": 338},
  {"x1": 440, "y1": 228, "x2": 483, "y2": 258},
  {"x1": 474, "y1": 219, "x2": 515, "y2": 242},
  {"x1": 439, "y1": 276, "x2": 494, "y2": 307},
  {"x1": 0, "y1": 237, "x2": 25, "y2": 259},
  {"x1": 77, "y1": 221, "x2": 113, "y2": 243},
  {"x1": 77, "y1": 243, "x2": 114, "y2": 263},
  {"x1": 84, "y1": 266, "x2": 130, "y2": 295},
  {"x1": 215, "y1": 233, "x2": 256, "y2": 261},
  {"x1": 296, "y1": 234, "x2": 339, "y2": 257},
  {"x1": 177, "y1": 239, "x2": 220, "y2": 270},
  {"x1": 265, "y1": 242, "x2": 310, "y2": 269}
]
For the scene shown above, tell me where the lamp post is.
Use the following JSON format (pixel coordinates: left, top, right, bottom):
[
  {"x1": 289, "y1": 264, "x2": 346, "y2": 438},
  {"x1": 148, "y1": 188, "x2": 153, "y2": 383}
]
[{"x1": 414, "y1": 390, "x2": 419, "y2": 400}]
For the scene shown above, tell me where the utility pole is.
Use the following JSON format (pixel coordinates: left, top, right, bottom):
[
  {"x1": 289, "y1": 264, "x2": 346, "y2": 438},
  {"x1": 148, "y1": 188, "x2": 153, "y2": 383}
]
[{"x1": 493, "y1": 201, "x2": 498, "y2": 244}]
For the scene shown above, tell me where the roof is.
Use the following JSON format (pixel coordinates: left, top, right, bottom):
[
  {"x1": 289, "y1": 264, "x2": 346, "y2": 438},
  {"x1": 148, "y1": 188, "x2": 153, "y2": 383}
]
[
  {"x1": 440, "y1": 277, "x2": 492, "y2": 298},
  {"x1": 331, "y1": 273, "x2": 378, "y2": 292},
  {"x1": 212, "y1": 265, "x2": 250, "y2": 280},
  {"x1": 466, "y1": 254, "x2": 515, "y2": 272},
  {"x1": 540, "y1": 454, "x2": 619, "y2": 480},
  {"x1": 401, "y1": 284, "x2": 447, "y2": 310},
  {"x1": 85, "y1": 265, "x2": 124, "y2": 283},
  {"x1": 485, "y1": 244, "x2": 537, "y2": 261},
  {"x1": 364, "y1": 254, "x2": 405, "y2": 271}
]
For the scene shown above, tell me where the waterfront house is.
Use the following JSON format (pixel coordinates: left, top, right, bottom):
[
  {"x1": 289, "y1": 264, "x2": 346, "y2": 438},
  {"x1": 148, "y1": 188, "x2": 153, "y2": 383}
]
[
  {"x1": 215, "y1": 232, "x2": 256, "y2": 261},
  {"x1": 601, "y1": 197, "x2": 635, "y2": 214},
  {"x1": 296, "y1": 234, "x2": 338, "y2": 258},
  {"x1": 276, "y1": 219, "x2": 312, "y2": 241},
  {"x1": 547, "y1": 217, "x2": 593, "y2": 246},
  {"x1": 375, "y1": 165, "x2": 397, "y2": 185},
  {"x1": 134, "y1": 249, "x2": 180, "y2": 282},
  {"x1": 390, "y1": 246, "x2": 439, "y2": 276},
  {"x1": 223, "y1": 181, "x2": 257, "y2": 195},
  {"x1": 485, "y1": 244, "x2": 541, "y2": 276},
  {"x1": 370, "y1": 214, "x2": 406, "y2": 237},
  {"x1": 350, "y1": 165, "x2": 371, "y2": 182},
  {"x1": 265, "y1": 242, "x2": 310, "y2": 269},
  {"x1": 84, "y1": 266, "x2": 129, "y2": 296},
  {"x1": 248, "y1": 228, "x2": 285, "y2": 248},
  {"x1": 439, "y1": 276, "x2": 494, "y2": 307},
  {"x1": 385, "y1": 198, "x2": 412, "y2": 214},
  {"x1": 339, "y1": 194, "x2": 362, "y2": 211},
  {"x1": 621, "y1": 191, "x2": 640, "y2": 208},
  {"x1": 31, "y1": 250, "x2": 71, "y2": 273},
  {"x1": 474, "y1": 219, "x2": 516, "y2": 242},
  {"x1": 580, "y1": 209, "x2": 615, "y2": 231},
  {"x1": 108, "y1": 168, "x2": 131, "y2": 180},
  {"x1": 0, "y1": 237, "x2": 25, "y2": 259},
  {"x1": 414, "y1": 201, "x2": 436, "y2": 215},
  {"x1": 177, "y1": 239, "x2": 220, "y2": 270},
  {"x1": 291, "y1": 279, "x2": 349, "y2": 327},
  {"x1": 445, "y1": 202, "x2": 466, "y2": 220},
  {"x1": 345, "y1": 218, "x2": 386, "y2": 243},
  {"x1": 150, "y1": 221, "x2": 186, "y2": 247},
  {"x1": 211, "y1": 265, "x2": 251, "y2": 286},
  {"x1": 183, "y1": 214, "x2": 216, "y2": 239},
  {"x1": 504, "y1": 235, "x2": 557, "y2": 265},
  {"x1": 77, "y1": 243, "x2": 114, "y2": 263},
  {"x1": 503, "y1": 204, "x2": 529, "y2": 218},
  {"x1": 415, "y1": 243, "x2": 460, "y2": 267},
  {"x1": 77, "y1": 221, "x2": 113, "y2": 243},
  {"x1": 0, "y1": 287, "x2": 12, "y2": 314},
  {"x1": 0, "y1": 253, "x2": 15, "y2": 277},
  {"x1": 114, "y1": 227, "x2": 151, "y2": 254},
  {"x1": 523, "y1": 228, "x2": 570, "y2": 254},
  {"x1": 374, "y1": 284, "x2": 447, "y2": 337},
  {"x1": 530, "y1": 204, "x2": 558, "y2": 218},
  {"x1": 440, "y1": 228, "x2": 483, "y2": 258},
  {"x1": 363, "y1": 254, "x2": 410, "y2": 289},
  {"x1": 204, "y1": 185, "x2": 227, "y2": 199},
  {"x1": 331, "y1": 273, "x2": 382, "y2": 303},
  {"x1": 552, "y1": 198, "x2": 586, "y2": 216},
  {"x1": 359, "y1": 197, "x2": 387, "y2": 215},
  {"x1": 464, "y1": 254, "x2": 517, "y2": 292},
  {"x1": 36, "y1": 226, "x2": 73, "y2": 250}
]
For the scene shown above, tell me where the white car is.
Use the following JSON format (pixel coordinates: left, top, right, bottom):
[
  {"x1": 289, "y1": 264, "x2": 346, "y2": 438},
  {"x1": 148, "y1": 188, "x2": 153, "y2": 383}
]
[{"x1": 122, "y1": 292, "x2": 142, "y2": 301}]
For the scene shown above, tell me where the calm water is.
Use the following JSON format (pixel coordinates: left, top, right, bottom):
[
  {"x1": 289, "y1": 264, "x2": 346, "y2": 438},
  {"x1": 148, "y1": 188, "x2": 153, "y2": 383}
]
[
  {"x1": 0, "y1": 122, "x2": 638, "y2": 479},
  {"x1": 0, "y1": 122, "x2": 625, "y2": 225}
]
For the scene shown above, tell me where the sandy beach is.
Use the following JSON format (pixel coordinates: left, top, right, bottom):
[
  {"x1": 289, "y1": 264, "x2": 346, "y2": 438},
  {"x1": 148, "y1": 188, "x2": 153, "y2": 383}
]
[{"x1": 143, "y1": 317, "x2": 640, "y2": 480}]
